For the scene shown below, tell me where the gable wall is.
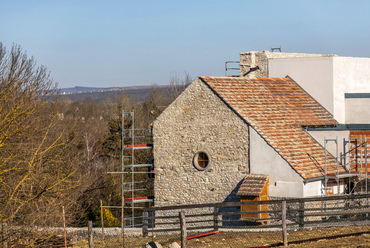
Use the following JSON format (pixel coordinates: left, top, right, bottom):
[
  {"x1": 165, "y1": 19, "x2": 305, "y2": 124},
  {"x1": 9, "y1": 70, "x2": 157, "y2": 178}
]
[{"x1": 153, "y1": 79, "x2": 249, "y2": 206}]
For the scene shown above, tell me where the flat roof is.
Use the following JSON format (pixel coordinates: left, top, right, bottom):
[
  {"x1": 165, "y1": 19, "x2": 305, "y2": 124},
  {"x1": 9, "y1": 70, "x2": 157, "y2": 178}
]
[{"x1": 305, "y1": 124, "x2": 370, "y2": 131}]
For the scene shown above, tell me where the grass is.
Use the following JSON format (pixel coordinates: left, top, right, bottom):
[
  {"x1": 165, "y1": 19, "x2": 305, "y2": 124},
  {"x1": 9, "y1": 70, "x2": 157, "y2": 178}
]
[{"x1": 73, "y1": 225, "x2": 370, "y2": 247}]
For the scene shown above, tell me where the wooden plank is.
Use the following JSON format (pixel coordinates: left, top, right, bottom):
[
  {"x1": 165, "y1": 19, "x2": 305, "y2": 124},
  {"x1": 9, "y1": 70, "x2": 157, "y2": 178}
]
[
  {"x1": 213, "y1": 206, "x2": 219, "y2": 231},
  {"x1": 179, "y1": 210, "x2": 187, "y2": 248},
  {"x1": 62, "y1": 206, "x2": 67, "y2": 248},
  {"x1": 299, "y1": 216, "x2": 369, "y2": 226},
  {"x1": 299, "y1": 200, "x2": 304, "y2": 228},
  {"x1": 88, "y1": 221, "x2": 94, "y2": 248},
  {"x1": 100, "y1": 201, "x2": 104, "y2": 243},
  {"x1": 144, "y1": 193, "x2": 370, "y2": 212},
  {"x1": 124, "y1": 144, "x2": 153, "y2": 148},
  {"x1": 302, "y1": 207, "x2": 370, "y2": 217},
  {"x1": 142, "y1": 212, "x2": 148, "y2": 237},
  {"x1": 2, "y1": 223, "x2": 7, "y2": 248},
  {"x1": 282, "y1": 201, "x2": 288, "y2": 247},
  {"x1": 125, "y1": 196, "x2": 148, "y2": 202}
]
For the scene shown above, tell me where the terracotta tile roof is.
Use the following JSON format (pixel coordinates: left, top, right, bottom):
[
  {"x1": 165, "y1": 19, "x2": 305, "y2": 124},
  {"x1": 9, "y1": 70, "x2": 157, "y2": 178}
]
[
  {"x1": 200, "y1": 76, "x2": 346, "y2": 180},
  {"x1": 237, "y1": 175, "x2": 269, "y2": 197}
]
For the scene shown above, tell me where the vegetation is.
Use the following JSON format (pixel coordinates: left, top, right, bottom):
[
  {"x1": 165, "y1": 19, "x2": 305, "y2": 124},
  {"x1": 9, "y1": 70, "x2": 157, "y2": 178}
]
[
  {"x1": 0, "y1": 41, "x2": 190, "y2": 244},
  {"x1": 0, "y1": 43, "x2": 81, "y2": 227}
]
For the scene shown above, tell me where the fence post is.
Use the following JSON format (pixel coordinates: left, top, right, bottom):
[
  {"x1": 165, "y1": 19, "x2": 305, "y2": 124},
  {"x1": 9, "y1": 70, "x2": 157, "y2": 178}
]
[
  {"x1": 151, "y1": 211, "x2": 155, "y2": 242},
  {"x1": 142, "y1": 211, "x2": 148, "y2": 237},
  {"x1": 2, "y1": 223, "x2": 7, "y2": 248},
  {"x1": 213, "y1": 206, "x2": 219, "y2": 231},
  {"x1": 282, "y1": 201, "x2": 288, "y2": 247},
  {"x1": 62, "y1": 206, "x2": 67, "y2": 248},
  {"x1": 179, "y1": 210, "x2": 187, "y2": 248},
  {"x1": 299, "y1": 199, "x2": 304, "y2": 228},
  {"x1": 88, "y1": 220, "x2": 94, "y2": 248},
  {"x1": 121, "y1": 196, "x2": 125, "y2": 248},
  {"x1": 100, "y1": 200, "x2": 104, "y2": 242}
]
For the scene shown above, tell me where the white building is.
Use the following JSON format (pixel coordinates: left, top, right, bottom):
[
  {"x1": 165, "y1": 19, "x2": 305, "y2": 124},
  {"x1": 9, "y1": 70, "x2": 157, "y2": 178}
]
[{"x1": 240, "y1": 51, "x2": 370, "y2": 124}]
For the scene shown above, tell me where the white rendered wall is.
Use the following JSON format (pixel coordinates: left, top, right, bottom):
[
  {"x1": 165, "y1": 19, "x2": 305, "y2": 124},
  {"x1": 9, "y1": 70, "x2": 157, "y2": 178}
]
[
  {"x1": 269, "y1": 56, "x2": 370, "y2": 123},
  {"x1": 303, "y1": 181, "x2": 345, "y2": 197},
  {"x1": 307, "y1": 130, "x2": 350, "y2": 162},
  {"x1": 333, "y1": 57, "x2": 370, "y2": 123},
  {"x1": 345, "y1": 98, "x2": 370, "y2": 123},
  {"x1": 303, "y1": 181, "x2": 322, "y2": 197},
  {"x1": 249, "y1": 127, "x2": 304, "y2": 198},
  {"x1": 269, "y1": 57, "x2": 334, "y2": 115}
]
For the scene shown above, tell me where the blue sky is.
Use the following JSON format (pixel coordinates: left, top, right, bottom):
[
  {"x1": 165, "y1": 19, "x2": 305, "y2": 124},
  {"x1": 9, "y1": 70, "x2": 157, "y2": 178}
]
[{"x1": 1, "y1": 0, "x2": 370, "y2": 88}]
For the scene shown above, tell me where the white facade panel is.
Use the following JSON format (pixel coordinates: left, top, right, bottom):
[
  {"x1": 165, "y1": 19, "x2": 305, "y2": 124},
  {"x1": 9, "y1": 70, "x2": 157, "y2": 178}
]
[
  {"x1": 303, "y1": 181, "x2": 322, "y2": 197},
  {"x1": 345, "y1": 98, "x2": 370, "y2": 123},
  {"x1": 333, "y1": 57, "x2": 370, "y2": 123},
  {"x1": 269, "y1": 57, "x2": 334, "y2": 115}
]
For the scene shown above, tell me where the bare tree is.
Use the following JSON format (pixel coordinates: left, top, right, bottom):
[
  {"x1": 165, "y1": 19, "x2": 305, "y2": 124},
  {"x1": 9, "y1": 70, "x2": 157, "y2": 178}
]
[
  {"x1": 169, "y1": 72, "x2": 192, "y2": 101},
  {"x1": 0, "y1": 43, "x2": 82, "y2": 238}
]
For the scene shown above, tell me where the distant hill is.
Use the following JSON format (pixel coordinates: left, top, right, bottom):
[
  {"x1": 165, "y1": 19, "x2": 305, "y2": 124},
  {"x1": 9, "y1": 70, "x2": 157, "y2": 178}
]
[{"x1": 58, "y1": 85, "x2": 171, "y2": 103}]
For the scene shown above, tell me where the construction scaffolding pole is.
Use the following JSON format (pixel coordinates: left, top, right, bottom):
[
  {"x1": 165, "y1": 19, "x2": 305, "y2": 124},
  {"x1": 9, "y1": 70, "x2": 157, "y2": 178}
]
[
  {"x1": 366, "y1": 138, "x2": 368, "y2": 195},
  {"x1": 324, "y1": 137, "x2": 339, "y2": 195},
  {"x1": 121, "y1": 109, "x2": 154, "y2": 227}
]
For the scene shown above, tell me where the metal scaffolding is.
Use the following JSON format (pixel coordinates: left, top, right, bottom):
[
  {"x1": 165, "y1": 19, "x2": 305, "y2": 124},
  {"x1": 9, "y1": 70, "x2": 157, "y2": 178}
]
[
  {"x1": 105, "y1": 110, "x2": 154, "y2": 228},
  {"x1": 324, "y1": 136, "x2": 369, "y2": 196},
  {"x1": 121, "y1": 110, "x2": 154, "y2": 227}
]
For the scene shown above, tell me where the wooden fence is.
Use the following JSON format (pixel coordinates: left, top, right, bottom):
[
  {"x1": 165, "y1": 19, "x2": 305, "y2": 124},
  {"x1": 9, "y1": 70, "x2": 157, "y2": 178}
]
[{"x1": 141, "y1": 194, "x2": 370, "y2": 246}]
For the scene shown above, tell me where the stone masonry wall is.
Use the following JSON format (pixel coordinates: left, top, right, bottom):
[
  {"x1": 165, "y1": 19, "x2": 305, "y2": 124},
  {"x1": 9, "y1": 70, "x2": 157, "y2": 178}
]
[
  {"x1": 153, "y1": 78, "x2": 249, "y2": 207},
  {"x1": 239, "y1": 50, "x2": 336, "y2": 78}
]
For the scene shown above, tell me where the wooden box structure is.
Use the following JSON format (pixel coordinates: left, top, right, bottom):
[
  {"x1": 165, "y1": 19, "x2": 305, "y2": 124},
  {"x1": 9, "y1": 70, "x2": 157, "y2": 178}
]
[{"x1": 237, "y1": 174, "x2": 269, "y2": 224}]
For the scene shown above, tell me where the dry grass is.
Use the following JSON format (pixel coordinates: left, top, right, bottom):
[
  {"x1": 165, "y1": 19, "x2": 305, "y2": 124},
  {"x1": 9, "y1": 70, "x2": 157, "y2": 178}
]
[{"x1": 73, "y1": 225, "x2": 370, "y2": 247}]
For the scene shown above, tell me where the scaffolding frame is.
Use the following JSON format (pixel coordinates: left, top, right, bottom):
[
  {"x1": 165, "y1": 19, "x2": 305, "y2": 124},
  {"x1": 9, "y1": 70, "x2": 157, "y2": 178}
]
[
  {"x1": 121, "y1": 110, "x2": 154, "y2": 227},
  {"x1": 323, "y1": 136, "x2": 369, "y2": 196},
  {"x1": 346, "y1": 136, "x2": 369, "y2": 195},
  {"x1": 225, "y1": 61, "x2": 240, "y2": 77},
  {"x1": 105, "y1": 110, "x2": 154, "y2": 228}
]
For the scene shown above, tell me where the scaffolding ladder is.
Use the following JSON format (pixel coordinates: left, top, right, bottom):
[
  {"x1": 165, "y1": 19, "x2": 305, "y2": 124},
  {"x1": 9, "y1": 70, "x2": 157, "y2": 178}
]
[{"x1": 122, "y1": 110, "x2": 154, "y2": 227}]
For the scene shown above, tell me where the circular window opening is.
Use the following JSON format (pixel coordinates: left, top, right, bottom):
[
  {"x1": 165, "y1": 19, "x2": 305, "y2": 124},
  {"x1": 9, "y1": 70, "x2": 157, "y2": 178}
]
[{"x1": 193, "y1": 151, "x2": 211, "y2": 170}]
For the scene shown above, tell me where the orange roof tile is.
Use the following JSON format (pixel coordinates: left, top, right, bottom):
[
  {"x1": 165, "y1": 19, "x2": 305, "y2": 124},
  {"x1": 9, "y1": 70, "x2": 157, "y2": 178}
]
[
  {"x1": 237, "y1": 175, "x2": 269, "y2": 196},
  {"x1": 200, "y1": 76, "x2": 345, "y2": 180}
]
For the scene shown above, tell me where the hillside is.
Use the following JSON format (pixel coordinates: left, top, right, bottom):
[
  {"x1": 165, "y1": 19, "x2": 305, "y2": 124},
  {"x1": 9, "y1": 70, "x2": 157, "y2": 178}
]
[{"x1": 58, "y1": 85, "x2": 171, "y2": 103}]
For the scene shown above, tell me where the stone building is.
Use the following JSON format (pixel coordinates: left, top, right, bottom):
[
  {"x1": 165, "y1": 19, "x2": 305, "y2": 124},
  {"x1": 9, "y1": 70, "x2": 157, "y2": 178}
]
[{"x1": 153, "y1": 76, "x2": 350, "y2": 207}]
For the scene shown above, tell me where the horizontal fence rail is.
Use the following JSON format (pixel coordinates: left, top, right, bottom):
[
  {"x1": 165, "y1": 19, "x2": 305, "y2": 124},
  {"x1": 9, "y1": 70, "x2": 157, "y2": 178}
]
[
  {"x1": 139, "y1": 193, "x2": 370, "y2": 247},
  {"x1": 90, "y1": 194, "x2": 370, "y2": 247}
]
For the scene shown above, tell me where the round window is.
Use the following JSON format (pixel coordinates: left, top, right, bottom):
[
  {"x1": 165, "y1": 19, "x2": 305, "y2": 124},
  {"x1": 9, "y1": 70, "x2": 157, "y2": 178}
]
[{"x1": 193, "y1": 151, "x2": 211, "y2": 170}]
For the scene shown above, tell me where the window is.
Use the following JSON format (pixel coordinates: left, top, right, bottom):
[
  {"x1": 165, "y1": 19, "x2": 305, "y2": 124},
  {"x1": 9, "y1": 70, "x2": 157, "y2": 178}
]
[{"x1": 193, "y1": 151, "x2": 211, "y2": 170}]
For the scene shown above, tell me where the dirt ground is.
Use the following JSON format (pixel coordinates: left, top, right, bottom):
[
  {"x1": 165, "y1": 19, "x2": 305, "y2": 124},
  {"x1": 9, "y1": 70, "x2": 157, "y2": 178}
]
[{"x1": 73, "y1": 225, "x2": 370, "y2": 247}]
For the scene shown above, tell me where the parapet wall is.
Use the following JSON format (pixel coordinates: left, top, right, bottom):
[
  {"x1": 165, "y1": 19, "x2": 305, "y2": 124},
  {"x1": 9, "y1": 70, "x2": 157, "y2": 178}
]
[{"x1": 239, "y1": 50, "x2": 336, "y2": 78}]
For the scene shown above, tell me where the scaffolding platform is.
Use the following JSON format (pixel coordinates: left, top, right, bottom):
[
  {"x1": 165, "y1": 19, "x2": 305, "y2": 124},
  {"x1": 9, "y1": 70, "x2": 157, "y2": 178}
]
[
  {"x1": 326, "y1": 173, "x2": 360, "y2": 180},
  {"x1": 123, "y1": 164, "x2": 153, "y2": 168},
  {"x1": 124, "y1": 144, "x2": 153, "y2": 150},
  {"x1": 125, "y1": 196, "x2": 154, "y2": 204}
]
